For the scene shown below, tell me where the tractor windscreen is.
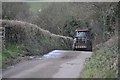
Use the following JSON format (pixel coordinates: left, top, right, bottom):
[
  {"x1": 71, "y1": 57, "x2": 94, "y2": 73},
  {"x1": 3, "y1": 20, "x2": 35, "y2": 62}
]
[{"x1": 75, "y1": 31, "x2": 87, "y2": 38}]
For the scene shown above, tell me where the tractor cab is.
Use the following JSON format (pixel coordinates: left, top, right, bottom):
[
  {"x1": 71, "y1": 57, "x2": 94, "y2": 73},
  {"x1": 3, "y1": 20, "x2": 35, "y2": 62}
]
[{"x1": 72, "y1": 29, "x2": 92, "y2": 51}]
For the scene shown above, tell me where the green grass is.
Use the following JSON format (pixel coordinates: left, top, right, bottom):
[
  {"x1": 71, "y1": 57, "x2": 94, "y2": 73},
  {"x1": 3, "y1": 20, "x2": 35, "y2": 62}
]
[
  {"x1": 1, "y1": 44, "x2": 27, "y2": 68},
  {"x1": 82, "y1": 38, "x2": 118, "y2": 78}
]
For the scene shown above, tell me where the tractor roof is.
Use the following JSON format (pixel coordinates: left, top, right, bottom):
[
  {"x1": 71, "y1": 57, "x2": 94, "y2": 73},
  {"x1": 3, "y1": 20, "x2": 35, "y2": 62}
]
[{"x1": 75, "y1": 29, "x2": 89, "y2": 32}]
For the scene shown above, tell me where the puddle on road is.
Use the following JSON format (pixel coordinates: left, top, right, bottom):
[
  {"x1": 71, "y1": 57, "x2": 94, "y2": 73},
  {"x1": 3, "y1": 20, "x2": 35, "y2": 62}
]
[
  {"x1": 36, "y1": 50, "x2": 91, "y2": 60},
  {"x1": 42, "y1": 50, "x2": 65, "y2": 59},
  {"x1": 35, "y1": 50, "x2": 68, "y2": 60}
]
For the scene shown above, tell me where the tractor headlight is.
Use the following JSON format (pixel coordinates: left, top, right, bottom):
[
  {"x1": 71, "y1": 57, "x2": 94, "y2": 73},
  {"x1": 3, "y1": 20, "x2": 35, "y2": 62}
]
[{"x1": 73, "y1": 38, "x2": 77, "y2": 43}]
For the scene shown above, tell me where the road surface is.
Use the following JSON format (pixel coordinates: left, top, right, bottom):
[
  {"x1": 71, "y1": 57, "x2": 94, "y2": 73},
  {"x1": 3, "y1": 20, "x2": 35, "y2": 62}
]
[{"x1": 2, "y1": 50, "x2": 92, "y2": 78}]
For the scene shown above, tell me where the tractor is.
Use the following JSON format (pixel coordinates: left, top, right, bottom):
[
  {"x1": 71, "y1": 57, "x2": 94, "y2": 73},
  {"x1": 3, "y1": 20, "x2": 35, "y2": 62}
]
[{"x1": 72, "y1": 29, "x2": 92, "y2": 51}]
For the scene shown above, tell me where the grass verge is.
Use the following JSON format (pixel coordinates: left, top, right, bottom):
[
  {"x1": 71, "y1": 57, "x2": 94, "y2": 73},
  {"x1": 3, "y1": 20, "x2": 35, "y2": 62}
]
[
  {"x1": 1, "y1": 44, "x2": 28, "y2": 68},
  {"x1": 81, "y1": 37, "x2": 118, "y2": 78}
]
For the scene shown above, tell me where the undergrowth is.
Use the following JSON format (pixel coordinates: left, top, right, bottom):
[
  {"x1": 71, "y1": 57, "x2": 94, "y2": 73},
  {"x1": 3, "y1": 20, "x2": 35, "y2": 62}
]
[{"x1": 82, "y1": 37, "x2": 118, "y2": 78}]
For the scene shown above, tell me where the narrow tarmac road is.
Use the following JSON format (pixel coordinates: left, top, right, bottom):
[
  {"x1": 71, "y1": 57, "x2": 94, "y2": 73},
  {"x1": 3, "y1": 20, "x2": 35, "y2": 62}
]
[{"x1": 2, "y1": 50, "x2": 92, "y2": 78}]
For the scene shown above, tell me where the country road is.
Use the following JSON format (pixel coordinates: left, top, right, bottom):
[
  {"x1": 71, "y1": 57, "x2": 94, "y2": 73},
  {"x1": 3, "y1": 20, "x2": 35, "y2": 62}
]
[{"x1": 2, "y1": 50, "x2": 92, "y2": 78}]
